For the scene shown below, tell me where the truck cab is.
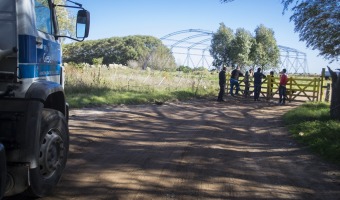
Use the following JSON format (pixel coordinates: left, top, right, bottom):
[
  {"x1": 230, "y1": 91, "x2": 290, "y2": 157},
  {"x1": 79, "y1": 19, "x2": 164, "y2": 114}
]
[{"x1": 0, "y1": 0, "x2": 89, "y2": 198}]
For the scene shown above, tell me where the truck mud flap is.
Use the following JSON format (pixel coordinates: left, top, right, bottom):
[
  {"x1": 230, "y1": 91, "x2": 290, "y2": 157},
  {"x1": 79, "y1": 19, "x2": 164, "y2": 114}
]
[{"x1": 0, "y1": 143, "x2": 6, "y2": 199}]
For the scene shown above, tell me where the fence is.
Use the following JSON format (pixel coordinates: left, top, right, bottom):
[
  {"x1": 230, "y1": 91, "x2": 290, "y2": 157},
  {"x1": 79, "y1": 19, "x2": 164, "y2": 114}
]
[
  {"x1": 226, "y1": 68, "x2": 329, "y2": 102},
  {"x1": 66, "y1": 65, "x2": 331, "y2": 103}
]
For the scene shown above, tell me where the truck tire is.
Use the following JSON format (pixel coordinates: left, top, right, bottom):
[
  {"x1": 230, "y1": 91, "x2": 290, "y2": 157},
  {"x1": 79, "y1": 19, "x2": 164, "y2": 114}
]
[
  {"x1": 26, "y1": 108, "x2": 69, "y2": 197},
  {"x1": 0, "y1": 143, "x2": 6, "y2": 199}
]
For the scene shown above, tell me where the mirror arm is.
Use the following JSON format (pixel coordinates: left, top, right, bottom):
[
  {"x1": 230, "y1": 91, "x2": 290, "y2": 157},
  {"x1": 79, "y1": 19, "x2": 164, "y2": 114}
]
[
  {"x1": 55, "y1": 35, "x2": 85, "y2": 42},
  {"x1": 53, "y1": 0, "x2": 85, "y2": 10},
  {"x1": 66, "y1": 0, "x2": 82, "y2": 8}
]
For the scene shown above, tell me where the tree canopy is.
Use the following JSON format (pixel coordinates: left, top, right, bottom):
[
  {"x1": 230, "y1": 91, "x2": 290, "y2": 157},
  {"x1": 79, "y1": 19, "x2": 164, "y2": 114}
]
[
  {"x1": 250, "y1": 24, "x2": 280, "y2": 70},
  {"x1": 231, "y1": 28, "x2": 253, "y2": 68},
  {"x1": 63, "y1": 35, "x2": 176, "y2": 70},
  {"x1": 221, "y1": 0, "x2": 339, "y2": 62},
  {"x1": 210, "y1": 23, "x2": 279, "y2": 71},
  {"x1": 282, "y1": 0, "x2": 339, "y2": 62},
  {"x1": 209, "y1": 23, "x2": 235, "y2": 68}
]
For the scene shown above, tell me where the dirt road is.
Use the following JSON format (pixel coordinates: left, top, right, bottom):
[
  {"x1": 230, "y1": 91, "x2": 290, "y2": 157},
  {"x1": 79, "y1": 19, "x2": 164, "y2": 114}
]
[{"x1": 7, "y1": 98, "x2": 340, "y2": 199}]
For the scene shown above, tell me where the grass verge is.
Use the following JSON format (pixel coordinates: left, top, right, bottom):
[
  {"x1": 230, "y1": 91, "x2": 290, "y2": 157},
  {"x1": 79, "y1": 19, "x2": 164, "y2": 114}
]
[
  {"x1": 283, "y1": 102, "x2": 340, "y2": 164},
  {"x1": 66, "y1": 87, "x2": 215, "y2": 108}
]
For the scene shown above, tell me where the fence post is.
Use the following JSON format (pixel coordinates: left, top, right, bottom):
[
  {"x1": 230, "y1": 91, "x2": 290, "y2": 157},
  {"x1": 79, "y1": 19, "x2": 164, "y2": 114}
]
[
  {"x1": 325, "y1": 83, "x2": 331, "y2": 102},
  {"x1": 320, "y1": 68, "x2": 325, "y2": 101},
  {"x1": 266, "y1": 75, "x2": 271, "y2": 100},
  {"x1": 313, "y1": 78, "x2": 317, "y2": 101}
]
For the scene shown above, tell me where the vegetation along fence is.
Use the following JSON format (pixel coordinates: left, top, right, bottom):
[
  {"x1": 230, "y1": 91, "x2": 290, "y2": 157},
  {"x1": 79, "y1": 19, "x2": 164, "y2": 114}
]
[{"x1": 65, "y1": 63, "x2": 330, "y2": 104}]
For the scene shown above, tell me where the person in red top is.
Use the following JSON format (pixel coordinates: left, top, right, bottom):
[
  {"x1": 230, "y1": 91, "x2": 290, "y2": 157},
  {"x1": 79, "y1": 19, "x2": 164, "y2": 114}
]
[{"x1": 279, "y1": 69, "x2": 288, "y2": 105}]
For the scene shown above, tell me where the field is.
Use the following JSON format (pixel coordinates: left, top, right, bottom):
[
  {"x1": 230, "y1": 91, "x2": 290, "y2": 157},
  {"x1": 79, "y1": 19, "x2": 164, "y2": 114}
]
[
  {"x1": 65, "y1": 64, "x2": 331, "y2": 108},
  {"x1": 64, "y1": 64, "x2": 218, "y2": 107}
]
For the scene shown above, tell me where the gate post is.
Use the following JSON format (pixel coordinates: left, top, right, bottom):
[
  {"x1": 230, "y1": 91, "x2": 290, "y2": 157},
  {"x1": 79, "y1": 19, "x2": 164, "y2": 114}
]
[
  {"x1": 320, "y1": 68, "x2": 325, "y2": 101},
  {"x1": 266, "y1": 75, "x2": 271, "y2": 100}
]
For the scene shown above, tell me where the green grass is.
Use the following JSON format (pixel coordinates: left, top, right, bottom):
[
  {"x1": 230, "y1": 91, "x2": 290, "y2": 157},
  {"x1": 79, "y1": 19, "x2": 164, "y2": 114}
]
[
  {"x1": 283, "y1": 102, "x2": 340, "y2": 164},
  {"x1": 66, "y1": 87, "x2": 214, "y2": 108},
  {"x1": 64, "y1": 65, "x2": 217, "y2": 108}
]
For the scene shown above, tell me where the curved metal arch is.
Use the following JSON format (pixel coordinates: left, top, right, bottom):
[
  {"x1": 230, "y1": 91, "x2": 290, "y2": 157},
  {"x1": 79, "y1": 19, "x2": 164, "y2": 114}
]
[
  {"x1": 278, "y1": 45, "x2": 306, "y2": 56},
  {"x1": 159, "y1": 29, "x2": 309, "y2": 73},
  {"x1": 170, "y1": 33, "x2": 211, "y2": 49},
  {"x1": 160, "y1": 29, "x2": 213, "y2": 40},
  {"x1": 188, "y1": 38, "x2": 212, "y2": 50}
]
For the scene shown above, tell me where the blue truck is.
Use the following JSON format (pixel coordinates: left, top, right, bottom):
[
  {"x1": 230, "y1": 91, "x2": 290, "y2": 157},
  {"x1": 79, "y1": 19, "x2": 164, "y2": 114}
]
[{"x1": 0, "y1": 0, "x2": 89, "y2": 198}]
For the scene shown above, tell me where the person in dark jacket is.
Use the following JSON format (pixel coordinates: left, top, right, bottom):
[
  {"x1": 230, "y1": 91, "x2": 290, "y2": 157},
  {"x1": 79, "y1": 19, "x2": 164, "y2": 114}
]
[
  {"x1": 217, "y1": 66, "x2": 227, "y2": 101},
  {"x1": 253, "y1": 68, "x2": 266, "y2": 101},
  {"x1": 230, "y1": 66, "x2": 243, "y2": 96}
]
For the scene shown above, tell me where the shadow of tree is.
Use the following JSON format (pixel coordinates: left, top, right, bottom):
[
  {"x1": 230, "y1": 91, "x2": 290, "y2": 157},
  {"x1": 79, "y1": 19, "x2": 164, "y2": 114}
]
[{"x1": 5, "y1": 99, "x2": 340, "y2": 200}]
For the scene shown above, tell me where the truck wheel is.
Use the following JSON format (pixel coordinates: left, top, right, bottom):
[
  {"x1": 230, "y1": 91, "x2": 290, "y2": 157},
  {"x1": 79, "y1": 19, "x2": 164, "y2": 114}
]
[
  {"x1": 0, "y1": 143, "x2": 6, "y2": 199},
  {"x1": 27, "y1": 108, "x2": 69, "y2": 197}
]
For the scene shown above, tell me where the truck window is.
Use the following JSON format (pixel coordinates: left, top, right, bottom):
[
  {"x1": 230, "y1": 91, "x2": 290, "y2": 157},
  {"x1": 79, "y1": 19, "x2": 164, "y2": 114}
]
[{"x1": 35, "y1": 0, "x2": 54, "y2": 34}]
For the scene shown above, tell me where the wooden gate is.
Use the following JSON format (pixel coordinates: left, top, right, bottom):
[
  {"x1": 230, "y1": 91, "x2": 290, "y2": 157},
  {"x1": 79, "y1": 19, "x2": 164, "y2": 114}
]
[{"x1": 226, "y1": 69, "x2": 327, "y2": 102}]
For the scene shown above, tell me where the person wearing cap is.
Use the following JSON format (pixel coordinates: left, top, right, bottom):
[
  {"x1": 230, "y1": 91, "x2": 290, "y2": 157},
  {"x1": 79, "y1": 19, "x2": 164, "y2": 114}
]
[
  {"x1": 217, "y1": 66, "x2": 227, "y2": 102},
  {"x1": 279, "y1": 69, "x2": 288, "y2": 104},
  {"x1": 229, "y1": 66, "x2": 244, "y2": 96}
]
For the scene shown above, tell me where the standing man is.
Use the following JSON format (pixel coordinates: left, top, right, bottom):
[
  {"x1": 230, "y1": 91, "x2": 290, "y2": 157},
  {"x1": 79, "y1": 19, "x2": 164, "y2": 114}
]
[
  {"x1": 230, "y1": 66, "x2": 243, "y2": 96},
  {"x1": 253, "y1": 68, "x2": 266, "y2": 101},
  {"x1": 217, "y1": 66, "x2": 227, "y2": 102},
  {"x1": 279, "y1": 69, "x2": 289, "y2": 105}
]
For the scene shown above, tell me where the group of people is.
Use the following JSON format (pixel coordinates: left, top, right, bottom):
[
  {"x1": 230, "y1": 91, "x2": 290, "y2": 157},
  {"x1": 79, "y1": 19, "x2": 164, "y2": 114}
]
[{"x1": 217, "y1": 66, "x2": 288, "y2": 104}]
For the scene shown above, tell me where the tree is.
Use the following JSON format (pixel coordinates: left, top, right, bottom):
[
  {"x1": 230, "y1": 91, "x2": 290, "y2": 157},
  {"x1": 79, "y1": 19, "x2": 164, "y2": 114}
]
[
  {"x1": 210, "y1": 23, "x2": 235, "y2": 68},
  {"x1": 282, "y1": 0, "x2": 339, "y2": 62},
  {"x1": 210, "y1": 23, "x2": 279, "y2": 71},
  {"x1": 221, "y1": 0, "x2": 339, "y2": 62},
  {"x1": 63, "y1": 35, "x2": 176, "y2": 70},
  {"x1": 231, "y1": 28, "x2": 253, "y2": 68},
  {"x1": 250, "y1": 24, "x2": 280, "y2": 71}
]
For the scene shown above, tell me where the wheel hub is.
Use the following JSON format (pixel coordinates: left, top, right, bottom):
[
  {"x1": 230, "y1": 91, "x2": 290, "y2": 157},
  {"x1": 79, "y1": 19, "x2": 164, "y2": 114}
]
[{"x1": 39, "y1": 129, "x2": 65, "y2": 178}]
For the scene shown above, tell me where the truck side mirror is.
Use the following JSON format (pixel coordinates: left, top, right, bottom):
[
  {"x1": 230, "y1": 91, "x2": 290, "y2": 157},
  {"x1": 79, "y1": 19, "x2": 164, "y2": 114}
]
[{"x1": 76, "y1": 10, "x2": 90, "y2": 38}]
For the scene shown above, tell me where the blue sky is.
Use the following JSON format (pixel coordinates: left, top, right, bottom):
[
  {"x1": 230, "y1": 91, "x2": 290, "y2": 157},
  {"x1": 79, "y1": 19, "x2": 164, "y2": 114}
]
[{"x1": 72, "y1": 0, "x2": 339, "y2": 73}]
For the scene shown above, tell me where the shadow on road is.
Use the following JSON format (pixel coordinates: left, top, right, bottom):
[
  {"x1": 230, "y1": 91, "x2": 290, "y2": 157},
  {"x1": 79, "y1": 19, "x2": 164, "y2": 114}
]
[{"x1": 5, "y1": 99, "x2": 340, "y2": 199}]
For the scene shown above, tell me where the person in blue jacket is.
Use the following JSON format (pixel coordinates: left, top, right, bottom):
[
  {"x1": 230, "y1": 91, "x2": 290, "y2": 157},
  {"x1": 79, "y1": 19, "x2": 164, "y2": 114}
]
[{"x1": 229, "y1": 66, "x2": 244, "y2": 96}]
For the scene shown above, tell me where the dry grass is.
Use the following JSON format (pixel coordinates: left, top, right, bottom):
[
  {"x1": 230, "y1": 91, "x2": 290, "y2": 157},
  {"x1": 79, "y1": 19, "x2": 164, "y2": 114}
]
[{"x1": 64, "y1": 64, "x2": 218, "y2": 107}]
